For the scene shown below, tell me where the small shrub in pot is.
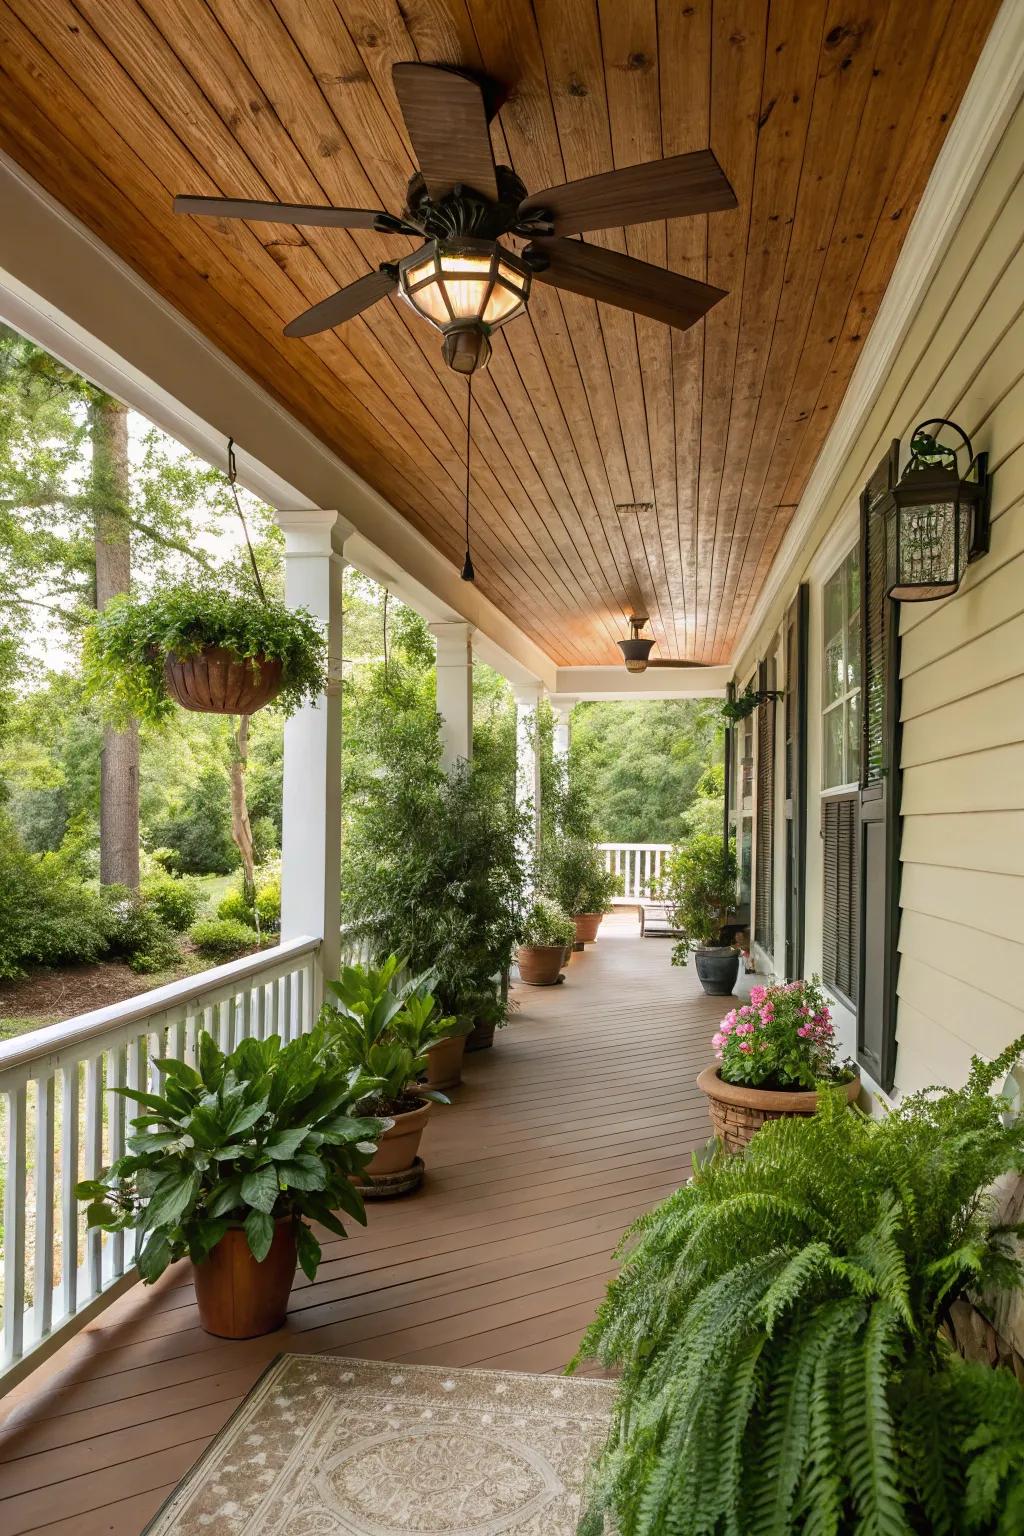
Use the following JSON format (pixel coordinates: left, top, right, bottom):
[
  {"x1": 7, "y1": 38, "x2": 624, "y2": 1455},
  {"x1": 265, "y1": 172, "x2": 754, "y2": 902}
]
[
  {"x1": 77, "y1": 1030, "x2": 388, "y2": 1337},
  {"x1": 517, "y1": 897, "x2": 575, "y2": 986},
  {"x1": 541, "y1": 834, "x2": 620, "y2": 943},
  {"x1": 658, "y1": 833, "x2": 739, "y2": 994}
]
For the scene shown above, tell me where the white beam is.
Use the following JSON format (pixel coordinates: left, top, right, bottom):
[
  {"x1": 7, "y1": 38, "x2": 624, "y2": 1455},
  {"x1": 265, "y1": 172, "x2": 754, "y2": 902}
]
[
  {"x1": 429, "y1": 620, "x2": 474, "y2": 770},
  {"x1": 278, "y1": 509, "x2": 347, "y2": 994},
  {"x1": 556, "y1": 665, "x2": 731, "y2": 701},
  {"x1": 0, "y1": 150, "x2": 554, "y2": 694}
]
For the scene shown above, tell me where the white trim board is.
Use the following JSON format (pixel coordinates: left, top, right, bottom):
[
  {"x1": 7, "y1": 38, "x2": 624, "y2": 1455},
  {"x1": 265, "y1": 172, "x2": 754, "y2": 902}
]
[
  {"x1": 734, "y1": 0, "x2": 1024, "y2": 669},
  {"x1": 0, "y1": 151, "x2": 556, "y2": 692},
  {"x1": 554, "y1": 664, "x2": 730, "y2": 701}
]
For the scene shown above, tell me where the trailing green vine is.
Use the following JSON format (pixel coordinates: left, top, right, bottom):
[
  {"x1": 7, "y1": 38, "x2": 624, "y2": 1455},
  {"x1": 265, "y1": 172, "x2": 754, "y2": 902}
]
[{"x1": 720, "y1": 683, "x2": 785, "y2": 724}]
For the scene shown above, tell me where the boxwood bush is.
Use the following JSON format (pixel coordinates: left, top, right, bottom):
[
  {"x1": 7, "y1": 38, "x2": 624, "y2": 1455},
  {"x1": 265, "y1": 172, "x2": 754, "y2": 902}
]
[{"x1": 189, "y1": 917, "x2": 258, "y2": 961}]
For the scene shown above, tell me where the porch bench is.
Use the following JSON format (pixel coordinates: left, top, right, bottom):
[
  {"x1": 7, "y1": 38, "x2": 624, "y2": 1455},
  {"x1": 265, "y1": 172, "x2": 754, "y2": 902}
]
[{"x1": 638, "y1": 900, "x2": 681, "y2": 937}]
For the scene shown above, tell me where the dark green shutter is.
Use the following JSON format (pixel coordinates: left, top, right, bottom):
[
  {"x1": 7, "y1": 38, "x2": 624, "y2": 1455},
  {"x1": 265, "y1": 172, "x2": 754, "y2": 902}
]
[
  {"x1": 784, "y1": 585, "x2": 809, "y2": 980},
  {"x1": 857, "y1": 440, "x2": 902, "y2": 1091},
  {"x1": 722, "y1": 682, "x2": 734, "y2": 851},
  {"x1": 822, "y1": 793, "x2": 858, "y2": 1005},
  {"x1": 754, "y1": 658, "x2": 776, "y2": 956}
]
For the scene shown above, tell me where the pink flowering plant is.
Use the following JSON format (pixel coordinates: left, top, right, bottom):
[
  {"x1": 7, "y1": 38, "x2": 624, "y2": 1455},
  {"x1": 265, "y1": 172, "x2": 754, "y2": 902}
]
[{"x1": 712, "y1": 976, "x2": 852, "y2": 1090}]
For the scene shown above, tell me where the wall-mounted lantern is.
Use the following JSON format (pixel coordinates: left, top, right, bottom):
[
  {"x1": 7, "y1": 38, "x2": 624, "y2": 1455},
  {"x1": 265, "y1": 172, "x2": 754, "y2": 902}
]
[{"x1": 886, "y1": 418, "x2": 990, "y2": 602}]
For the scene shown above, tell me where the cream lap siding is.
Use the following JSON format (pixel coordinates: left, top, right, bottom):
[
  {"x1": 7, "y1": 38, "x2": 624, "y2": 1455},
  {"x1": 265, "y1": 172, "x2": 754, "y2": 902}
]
[{"x1": 731, "y1": 94, "x2": 1024, "y2": 1101}]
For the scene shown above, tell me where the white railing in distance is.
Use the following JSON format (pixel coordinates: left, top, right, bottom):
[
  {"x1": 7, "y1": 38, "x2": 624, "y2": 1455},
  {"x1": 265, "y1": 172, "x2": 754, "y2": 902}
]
[
  {"x1": 0, "y1": 935, "x2": 319, "y2": 1397},
  {"x1": 597, "y1": 843, "x2": 674, "y2": 903}
]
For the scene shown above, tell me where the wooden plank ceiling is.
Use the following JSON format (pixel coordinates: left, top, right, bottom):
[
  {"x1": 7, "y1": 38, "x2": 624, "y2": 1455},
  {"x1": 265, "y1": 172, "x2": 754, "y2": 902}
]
[{"x1": 0, "y1": 0, "x2": 998, "y2": 664}]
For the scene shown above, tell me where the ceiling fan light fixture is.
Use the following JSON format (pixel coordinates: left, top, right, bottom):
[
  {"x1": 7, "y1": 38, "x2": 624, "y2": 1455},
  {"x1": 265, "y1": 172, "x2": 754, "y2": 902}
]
[
  {"x1": 617, "y1": 615, "x2": 655, "y2": 673},
  {"x1": 397, "y1": 238, "x2": 530, "y2": 348}
]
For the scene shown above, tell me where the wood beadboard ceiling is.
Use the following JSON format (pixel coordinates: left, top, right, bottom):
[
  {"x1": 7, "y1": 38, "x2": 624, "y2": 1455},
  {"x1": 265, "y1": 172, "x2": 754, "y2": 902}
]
[{"x1": 0, "y1": 0, "x2": 999, "y2": 664}]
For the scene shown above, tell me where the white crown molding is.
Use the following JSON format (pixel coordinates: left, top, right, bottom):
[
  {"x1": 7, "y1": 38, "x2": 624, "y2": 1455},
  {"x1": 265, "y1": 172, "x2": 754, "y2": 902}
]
[
  {"x1": 0, "y1": 149, "x2": 555, "y2": 691},
  {"x1": 733, "y1": 0, "x2": 1024, "y2": 669}
]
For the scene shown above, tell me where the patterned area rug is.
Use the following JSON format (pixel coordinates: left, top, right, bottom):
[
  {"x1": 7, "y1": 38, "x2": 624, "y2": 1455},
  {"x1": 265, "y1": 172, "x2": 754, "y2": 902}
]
[{"x1": 145, "y1": 1354, "x2": 616, "y2": 1535}]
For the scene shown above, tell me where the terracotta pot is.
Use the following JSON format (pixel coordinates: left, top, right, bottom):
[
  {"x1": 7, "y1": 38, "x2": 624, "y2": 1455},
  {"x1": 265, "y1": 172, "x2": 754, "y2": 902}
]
[
  {"x1": 426, "y1": 1033, "x2": 466, "y2": 1090},
  {"x1": 694, "y1": 946, "x2": 741, "y2": 996},
  {"x1": 364, "y1": 1098, "x2": 432, "y2": 1175},
  {"x1": 164, "y1": 646, "x2": 284, "y2": 715},
  {"x1": 192, "y1": 1220, "x2": 296, "y2": 1339},
  {"x1": 517, "y1": 944, "x2": 566, "y2": 985},
  {"x1": 465, "y1": 1018, "x2": 496, "y2": 1052},
  {"x1": 697, "y1": 1065, "x2": 861, "y2": 1155},
  {"x1": 573, "y1": 912, "x2": 603, "y2": 944}
]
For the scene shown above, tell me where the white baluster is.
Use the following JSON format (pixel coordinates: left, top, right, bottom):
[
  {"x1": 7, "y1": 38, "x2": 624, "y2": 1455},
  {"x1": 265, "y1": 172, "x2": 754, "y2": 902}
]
[
  {"x1": 60, "y1": 1063, "x2": 79, "y2": 1322},
  {"x1": 105, "y1": 1047, "x2": 125, "y2": 1279},
  {"x1": 126, "y1": 1035, "x2": 146, "y2": 1262},
  {"x1": 83, "y1": 1057, "x2": 103, "y2": 1299},
  {"x1": 3, "y1": 1085, "x2": 27, "y2": 1366},
  {"x1": 33, "y1": 1073, "x2": 55, "y2": 1346}
]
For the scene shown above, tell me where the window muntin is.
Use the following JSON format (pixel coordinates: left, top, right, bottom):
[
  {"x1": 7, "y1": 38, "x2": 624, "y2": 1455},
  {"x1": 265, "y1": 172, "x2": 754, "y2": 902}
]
[{"x1": 821, "y1": 549, "x2": 861, "y2": 790}]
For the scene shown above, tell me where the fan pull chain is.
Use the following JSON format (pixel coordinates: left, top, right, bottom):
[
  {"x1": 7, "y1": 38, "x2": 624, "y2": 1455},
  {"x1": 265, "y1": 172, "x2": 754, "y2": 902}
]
[
  {"x1": 227, "y1": 438, "x2": 268, "y2": 605},
  {"x1": 461, "y1": 379, "x2": 475, "y2": 582}
]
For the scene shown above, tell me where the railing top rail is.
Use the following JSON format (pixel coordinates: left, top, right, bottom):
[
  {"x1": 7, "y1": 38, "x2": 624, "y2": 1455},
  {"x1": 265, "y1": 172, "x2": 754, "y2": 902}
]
[
  {"x1": 596, "y1": 842, "x2": 674, "y2": 850},
  {"x1": 0, "y1": 935, "x2": 320, "y2": 1073}
]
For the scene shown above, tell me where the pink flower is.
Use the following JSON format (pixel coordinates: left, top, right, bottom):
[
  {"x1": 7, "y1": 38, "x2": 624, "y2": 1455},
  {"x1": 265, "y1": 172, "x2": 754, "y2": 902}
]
[
  {"x1": 739, "y1": 1042, "x2": 752, "y2": 1053},
  {"x1": 750, "y1": 985, "x2": 767, "y2": 1006}
]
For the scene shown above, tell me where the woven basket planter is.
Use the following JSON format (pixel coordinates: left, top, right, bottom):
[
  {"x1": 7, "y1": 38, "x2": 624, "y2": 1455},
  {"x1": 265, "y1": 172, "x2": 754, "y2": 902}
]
[
  {"x1": 164, "y1": 646, "x2": 284, "y2": 715},
  {"x1": 697, "y1": 1066, "x2": 861, "y2": 1155}
]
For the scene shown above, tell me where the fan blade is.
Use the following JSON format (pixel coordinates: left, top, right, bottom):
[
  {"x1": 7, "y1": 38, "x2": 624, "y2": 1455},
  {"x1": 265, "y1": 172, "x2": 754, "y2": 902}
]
[
  {"x1": 519, "y1": 149, "x2": 736, "y2": 235},
  {"x1": 174, "y1": 195, "x2": 393, "y2": 230},
  {"x1": 284, "y1": 270, "x2": 397, "y2": 337},
  {"x1": 528, "y1": 238, "x2": 725, "y2": 331},
  {"x1": 392, "y1": 63, "x2": 499, "y2": 202},
  {"x1": 645, "y1": 658, "x2": 711, "y2": 668}
]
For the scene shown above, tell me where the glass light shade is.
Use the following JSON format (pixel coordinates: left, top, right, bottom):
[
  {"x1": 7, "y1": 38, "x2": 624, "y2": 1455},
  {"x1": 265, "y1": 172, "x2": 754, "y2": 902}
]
[
  {"x1": 885, "y1": 425, "x2": 990, "y2": 603},
  {"x1": 397, "y1": 239, "x2": 530, "y2": 335}
]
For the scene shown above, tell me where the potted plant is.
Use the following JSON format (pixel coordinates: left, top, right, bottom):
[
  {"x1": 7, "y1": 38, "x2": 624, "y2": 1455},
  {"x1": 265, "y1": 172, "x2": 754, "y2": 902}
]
[
  {"x1": 658, "y1": 832, "x2": 740, "y2": 994},
  {"x1": 320, "y1": 956, "x2": 456, "y2": 1192},
  {"x1": 517, "y1": 896, "x2": 576, "y2": 985},
  {"x1": 424, "y1": 1014, "x2": 475, "y2": 1089},
  {"x1": 541, "y1": 834, "x2": 621, "y2": 945},
  {"x1": 696, "y1": 976, "x2": 859, "y2": 1152},
  {"x1": 463, "y1": 981, "x2": 510, "y2": 1053},
  {"x1": 82, "y1": 579, "x2": 326, "y2": 723},
  {"x1": 75, "y1": 1030, "x2": 387, "y2": 1339},
  {"x1": 573, "y1": 1035, "x2": 1024, "y2": 1534}
]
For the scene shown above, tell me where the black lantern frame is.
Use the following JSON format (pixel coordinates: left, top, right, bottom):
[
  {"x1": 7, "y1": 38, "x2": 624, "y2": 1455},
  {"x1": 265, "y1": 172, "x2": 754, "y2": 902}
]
[
  {"x1": 885, "y1": 418, "x2": 990, "y2": 602},
  {"x1": 396, "y1": 238, "x2": 531, "y2": 375}
]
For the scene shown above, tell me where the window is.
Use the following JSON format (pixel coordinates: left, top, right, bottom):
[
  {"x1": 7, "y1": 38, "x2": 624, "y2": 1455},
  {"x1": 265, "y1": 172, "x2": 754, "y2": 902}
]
[
  {"x1": 821, "y1": 548, "x2": 861, "y2": 789},
  {"x1": 737, "y1": 675, "x2": 755, "y2": 909}
]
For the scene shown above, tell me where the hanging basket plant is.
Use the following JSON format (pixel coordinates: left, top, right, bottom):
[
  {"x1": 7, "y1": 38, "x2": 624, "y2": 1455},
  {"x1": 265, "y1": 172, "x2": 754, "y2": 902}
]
[
  {"x1": 83, "y1": 580, "x2": 326, "y2": 727},
  {"x1": 719, "y1": 683, "x2": 784, "y2": 725}
]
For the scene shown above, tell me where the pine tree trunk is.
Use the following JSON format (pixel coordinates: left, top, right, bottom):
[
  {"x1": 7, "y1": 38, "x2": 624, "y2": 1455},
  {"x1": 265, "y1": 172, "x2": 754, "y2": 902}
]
[
  {"x1": 230, "y1": 714, "x2": 256, "y2": 902},
  {"x1": 91, "y1": 394, "x2": 140, "y2": 889}
]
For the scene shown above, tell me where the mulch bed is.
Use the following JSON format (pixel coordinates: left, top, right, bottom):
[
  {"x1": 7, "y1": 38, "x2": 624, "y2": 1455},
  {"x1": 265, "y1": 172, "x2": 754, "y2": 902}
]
[{"x1": 0, "y1": 954, "x2": 209, "y2": 1035}]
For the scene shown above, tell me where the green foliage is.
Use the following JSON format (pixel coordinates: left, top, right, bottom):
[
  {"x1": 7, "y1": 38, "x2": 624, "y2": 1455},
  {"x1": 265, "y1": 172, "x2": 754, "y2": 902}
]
[
  {"x1": 714, "y1": 978, "x2": 853, "y2": 1092},
  {"x1": 76, "y1": 1028, "x2": 388, "y2": 1281},
  {"x1": 140, "y1": 872, "x2": 202, "y2": 932},
  {"x1": 571, "y1": 699, "x2": 723, "y2": 842},
  {"x1": 658, "y1": 832, "x2": 738, "y2": 962},
  {"x1": 217, "y1": 889, "x2": 254, "y2": 926},
  {"x1": 99, "y1": 885, "x2": 180, "y2": 974},
  {"x1": 216, "y1": 869, "x2": 281, "y2": 933},
  {"x1": 573, "y1": 1040, "x2": 1024, "y2": 1535},
  {"x1": 541, "y1": 835, "x2": 620, "y2": 915},
  {"x1": 0, "y1": 814, "x2": 110, "y2": 978},
  {"x1": 722, "y1": 684, "x2": 785, "y2": 724},
  {"x1": 321, "y1": 956, "x2": 457, "y2": 1115},
  {"x1": 520, "y1": 896, "x2": 575, "y2": 948},
  {"x1": 82, "y1": 580, "x2": 326, "y2": 728},
  {"x1": 188, "y1": 917, "x2": 257, "y2": 961},
  {"x1": 149, "y1": 761, "x2": 238, "y2": 876}
]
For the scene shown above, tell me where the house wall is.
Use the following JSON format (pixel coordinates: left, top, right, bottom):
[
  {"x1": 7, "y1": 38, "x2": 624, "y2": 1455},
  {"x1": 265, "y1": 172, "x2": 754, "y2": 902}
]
[{"x1": 732, "y1": 95, "x2": 1024, "y2": 1101}]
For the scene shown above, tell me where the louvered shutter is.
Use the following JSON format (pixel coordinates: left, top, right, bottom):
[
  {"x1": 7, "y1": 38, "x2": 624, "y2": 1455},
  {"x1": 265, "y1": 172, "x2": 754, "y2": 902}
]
[
  {"x1": 822, "y1": 794, "x2": 859, "y2": 1003},
  {"x1": 784, "y1": 586, "x2": 809, "y2": 980},
  {"x1": 857, "y1": 440, "x2": 902, "y2": 1091},
  {"x1": 754, "y1": 658, "x2": 776, "y2": 956}
]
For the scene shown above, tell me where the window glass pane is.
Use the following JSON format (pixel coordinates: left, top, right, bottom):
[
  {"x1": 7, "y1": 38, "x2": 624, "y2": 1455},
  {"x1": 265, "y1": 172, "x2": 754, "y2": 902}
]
[
  {"x1": 846, "y1": 692, "x2": 860, "y2": 783},
  {"x1": 847, "y1": 615, "x2": 861, "y2": 690},
  {"x1": 824, "y1": 634, "x2": 844, "y2": 705},
  {"x1": 846, "y1": 547, "x2": 860, "y2": 618},
  {"x1": 823, "y1": 570, "x2": 844, "y2": 642},
  {"x1": 823, "y1": 707, "x2": 844, "y2": 789}
]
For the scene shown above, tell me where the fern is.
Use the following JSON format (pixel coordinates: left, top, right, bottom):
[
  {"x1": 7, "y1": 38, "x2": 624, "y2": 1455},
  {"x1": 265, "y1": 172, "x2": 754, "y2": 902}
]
[{"x1": 572, "y1": 1034, "x2": 1024, "y2": 1533}]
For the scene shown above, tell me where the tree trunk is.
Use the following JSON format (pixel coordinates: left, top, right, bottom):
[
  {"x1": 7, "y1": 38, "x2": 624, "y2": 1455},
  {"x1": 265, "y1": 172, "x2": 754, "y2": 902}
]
[
  {"x1": 91, "y1": 394, "x2": 140, "y2": 889},
  {"x1": 230, "y1": 714, "x2": 256, "y2": 902}
]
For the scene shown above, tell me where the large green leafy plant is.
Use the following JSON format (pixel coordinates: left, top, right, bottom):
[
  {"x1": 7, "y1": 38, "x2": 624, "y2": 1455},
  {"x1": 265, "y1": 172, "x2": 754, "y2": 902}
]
[
  {"x1": 541, "y1": 834, "x2": 620, "y2": 916},
  {"x1": 658, "y1": 832, "x2": 738, "y2": 964},
  {"x1": 82, "y1": 580, "x2": 326, "y2": 728},
  {"x1": 573, "y1": 1039, "x2": 1024, "y2": 1535},
  {"x1": 321, "y1": 956, "x2": 457, "y2": 1115},
  {"x1": 77, "y1": 1030, "x2": 388, "y2": 1283},
  {"x1": 520, "y1": 896, "x2": 575, "y2": 948}
]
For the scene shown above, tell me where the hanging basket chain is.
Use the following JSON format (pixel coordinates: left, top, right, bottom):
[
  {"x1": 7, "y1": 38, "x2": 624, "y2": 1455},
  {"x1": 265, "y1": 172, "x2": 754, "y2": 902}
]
[{"x1": 227, "y1": 438, "x2": 268, "y2": 605}]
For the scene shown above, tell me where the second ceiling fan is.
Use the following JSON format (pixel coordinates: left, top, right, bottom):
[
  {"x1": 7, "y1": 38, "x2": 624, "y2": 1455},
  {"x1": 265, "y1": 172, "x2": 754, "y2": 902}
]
[{"x1": 176, "y1": 62, "x2": 737, "y2": 375}]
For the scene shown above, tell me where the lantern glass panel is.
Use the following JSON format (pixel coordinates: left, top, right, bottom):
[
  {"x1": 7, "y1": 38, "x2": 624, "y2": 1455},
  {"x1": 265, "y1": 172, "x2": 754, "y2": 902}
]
[{"x1": 890, "y1": 495, "x2": 965, "y2": 600}]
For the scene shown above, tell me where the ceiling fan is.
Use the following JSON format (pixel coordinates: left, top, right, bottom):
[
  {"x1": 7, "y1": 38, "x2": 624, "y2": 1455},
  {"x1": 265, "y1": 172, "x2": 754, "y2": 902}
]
[
  {"x1": 618, "y1": 615, "x2": 711, "y2": 674},
  {"x1": 175, "y1": 62, "x2": 737, "y2": 375}
]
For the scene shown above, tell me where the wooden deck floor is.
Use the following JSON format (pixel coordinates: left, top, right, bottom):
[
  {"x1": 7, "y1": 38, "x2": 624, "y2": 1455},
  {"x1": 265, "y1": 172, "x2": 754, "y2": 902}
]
[{"x1": 0, "y1": 915, "x2": 729, "y2": 1535}]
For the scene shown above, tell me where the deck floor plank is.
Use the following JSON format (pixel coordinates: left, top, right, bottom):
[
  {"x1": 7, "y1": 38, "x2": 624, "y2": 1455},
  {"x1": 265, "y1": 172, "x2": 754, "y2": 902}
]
[{"x1": 0, "y1": 916, "x2": 728, "y2": 1534}]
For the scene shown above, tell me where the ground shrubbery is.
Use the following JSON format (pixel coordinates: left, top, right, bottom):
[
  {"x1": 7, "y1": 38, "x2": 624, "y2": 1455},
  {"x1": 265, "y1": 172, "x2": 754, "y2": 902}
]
[
  {"x1": 140, "y1": 872, "x2": 202, "y2": 932},
  {"x1": 216, "y1": 869, "x2": 281, "y2": 933},
  {"x1": 188, "y1": 917, "x2": 258, "y2": 961}
]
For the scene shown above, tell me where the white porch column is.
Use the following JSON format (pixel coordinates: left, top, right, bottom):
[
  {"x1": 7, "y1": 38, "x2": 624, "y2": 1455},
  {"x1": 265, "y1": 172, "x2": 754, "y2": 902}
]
[
  {"x1": 548, "y1": 693, "x2": 578, "y2": 762},
  {"x1": 513, "y1": 681, "x2": 543, "y2": 859},
  {"x1": 278, "y1": 509, "x2": 350, "y2": 995},
  {"x1": 429, "y1": 620, "x2": 474, "y2": 770}
]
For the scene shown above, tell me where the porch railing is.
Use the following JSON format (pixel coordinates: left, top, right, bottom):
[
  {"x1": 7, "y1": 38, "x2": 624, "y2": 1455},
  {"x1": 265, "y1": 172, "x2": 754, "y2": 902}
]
[
  {"x1": 597, "y1": 843, "x2": 674, "y2": 902},
  {"x1": 0, "y1": 935, "x2": 319, "y2": 1396}
]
